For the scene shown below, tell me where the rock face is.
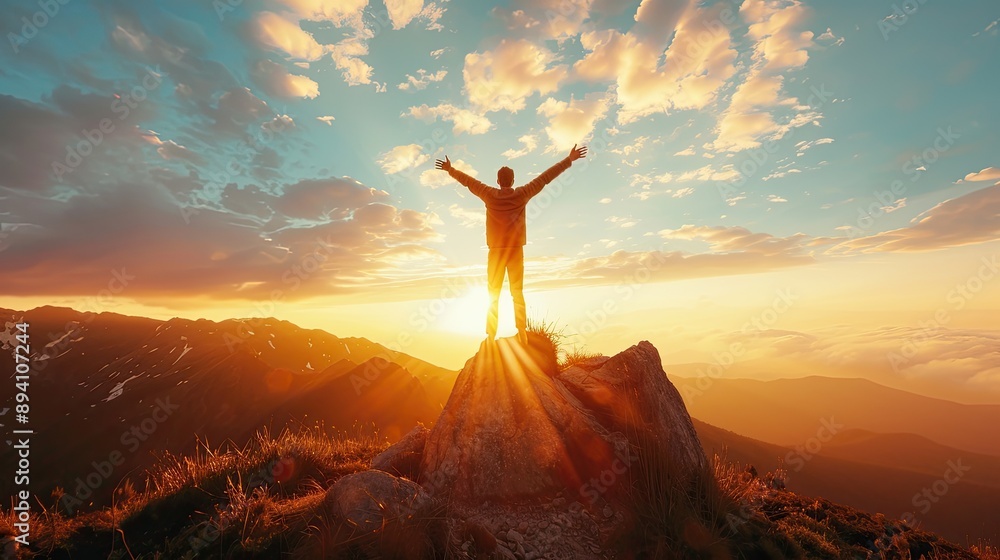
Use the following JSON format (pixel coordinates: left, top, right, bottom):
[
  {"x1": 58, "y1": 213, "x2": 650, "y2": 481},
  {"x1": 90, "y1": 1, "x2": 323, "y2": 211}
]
[
  {"x1": 328, "y1": 337, "x2": 710, "y2": 558},
  {"x1": 558, "y1": 340, "x2": 708, "y2": 476},
  {"x1": 415, "y1": 335, "x2": 709, "y2": 517},
  {"x1": 325, "y1": 470, "x2": 429, "y2": 532},
  {"x1": 297, "y1": 469, "x2": 440, "y2": 559},
  {"x1": 371, "y1": 423, "x2": 428, "y2": 480},
  {"x1": 418, "y1": 334, "x2": 629, "y2": 507}
]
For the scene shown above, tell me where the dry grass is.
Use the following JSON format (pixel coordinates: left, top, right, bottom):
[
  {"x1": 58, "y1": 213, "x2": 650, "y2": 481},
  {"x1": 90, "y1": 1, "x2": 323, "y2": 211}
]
[{"x1": 4, "y1": 425, "x2": 390, "y2": 558}]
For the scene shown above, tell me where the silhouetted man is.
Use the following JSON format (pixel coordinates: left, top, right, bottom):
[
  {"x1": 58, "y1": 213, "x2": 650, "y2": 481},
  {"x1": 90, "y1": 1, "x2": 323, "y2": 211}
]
[{"x1": 435, "y1": 144, "x2": 588, "y2": 342}]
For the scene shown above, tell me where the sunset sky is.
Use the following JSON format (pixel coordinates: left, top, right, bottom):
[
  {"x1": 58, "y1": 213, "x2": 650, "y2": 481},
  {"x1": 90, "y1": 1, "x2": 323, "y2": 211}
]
[{"x1": 1, "y1": 0, "x2": 998, "y2": 400}]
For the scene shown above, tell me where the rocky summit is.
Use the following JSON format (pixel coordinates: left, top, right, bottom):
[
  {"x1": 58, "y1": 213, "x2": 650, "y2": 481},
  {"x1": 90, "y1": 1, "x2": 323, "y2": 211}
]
[{"x1": 324, "y1": 333, "x2": 712, "y2": 558}]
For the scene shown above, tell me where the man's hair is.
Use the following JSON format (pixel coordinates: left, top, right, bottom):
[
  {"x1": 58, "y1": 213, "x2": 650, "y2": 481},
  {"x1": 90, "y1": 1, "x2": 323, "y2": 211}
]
[{"x1": 497, "y1": 166, "x2": 514, "y2": 188}]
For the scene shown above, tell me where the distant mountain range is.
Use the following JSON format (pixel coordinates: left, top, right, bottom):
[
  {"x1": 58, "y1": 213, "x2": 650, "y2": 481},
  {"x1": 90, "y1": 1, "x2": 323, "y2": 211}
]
[
  {"x1": 0, "y1": 306, "x2": 454, "y2": 510},
  {"x1": 672, "y1": 375, "x2": 1000, "y2": 456},
  {"x1": 1, "y1": 306, "x2": 997, "y2": 543}
]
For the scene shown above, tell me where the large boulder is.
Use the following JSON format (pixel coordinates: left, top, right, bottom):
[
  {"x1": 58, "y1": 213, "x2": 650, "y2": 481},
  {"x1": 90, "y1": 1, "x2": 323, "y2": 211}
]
[
  {"x1": 371, "y1": 423, "x2": 428, "y2": 480},
  {"x1": 418, "y1": 334, "x2": 626, "y2": 508},
  {"x1": 325, "y1": 469, "x2": 430, "y2": 532},
  {"x1": 296, "y1": 469, "x2": 441, "y2": 558},
  {"x1": 558, "y1": 341, "x2": 708, "y2": 478}
]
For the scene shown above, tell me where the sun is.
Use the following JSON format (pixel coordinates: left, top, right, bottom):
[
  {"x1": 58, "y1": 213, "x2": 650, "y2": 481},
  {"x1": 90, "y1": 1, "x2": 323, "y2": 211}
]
[{"x1": 440, "y1": 285, "x2": 517, "y2": 336}]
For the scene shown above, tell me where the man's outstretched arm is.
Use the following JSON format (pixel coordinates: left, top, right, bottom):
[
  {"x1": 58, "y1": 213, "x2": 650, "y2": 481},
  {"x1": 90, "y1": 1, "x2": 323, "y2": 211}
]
[
  {"x1": 435, "y1": 156, "x2": 489, "y2": 199},
  {"x1": 519, "y1": 144, "x2": 588, "y2": 199}
]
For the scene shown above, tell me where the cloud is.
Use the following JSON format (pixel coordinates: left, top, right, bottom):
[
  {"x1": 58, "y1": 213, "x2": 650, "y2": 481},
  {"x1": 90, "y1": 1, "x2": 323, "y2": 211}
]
[
  {"x1": 536, "y1": 93, "x2": 610, "y2": 151},
  {"x1": 574, "y1": 1, "x2": 738, "y2": 124},
  {"x1": 963, "y1": 167, "x2": 1000, "y2": 182},
  {"x1": 274, "y1": 0, "x2": 368, "y2": 27},
  {"x1": 251, "y1": 59, "x2": 320, "y2": 99},
  {"x1": 208, "y1": 87, "x2": 272, "y2": 136},
  {"x1": 494, "y1": 0, "x2": 593, "y2": 40},
  {"x1": 378, "y1": 144, "x2": 430, "y2": 174},
  {"x1": 660, "y1": 225, "x2": 817, "y2": 257},
  {"x1": 709, "y1": 0, "x2": 818, "y2": 152},
  {"x1": 448, "y1": 203, "x2": 485, "y2": 227},
  {"x1": 397, "y1": 68, "x2": 448, "y2": 90},
  {"x1": 741, "y1": 0, "x2": 813, "y2": 71},
  {"x1": 316, "y1": 115, "x2": 335, "y2": 125},
  {"x1": 405, "y1": 103, "x2": 493, "y2": 135},
  {"x1": 534, "y1": 246, "x2": 815, "y2": 290},
  {"x1": 502, "y1": 135, "x2": 539, "y2": 159},
  {"x1": 420, "y1": 159, "x2": 478, "y2": 188},
  {"x1": 385, "y1": 0, "x2": 425, "y2": 29},
  {"x1": 817, "y1": 27, "x2": 845, "y2": 46},
  {"x1": 329, "y1": 36, "x2": 375, "y2": 86},
  {"x1": 248, "y1": 11, "x2": 325, "y2": 60},
  {"x1": 152, "y1": 138, "x2": 205, "y2": 165},
  {"x1": 463, "y1": 39, "x2": 568, "y2": 113},
  {"x1": 835, "y1": 185, "x2": 1000, "y2": 253},
  {"x1": 674, "y1": 147, "x2": 695, "y2": 156},
  {"x1": 0, "y1": 171, "x2": 442, "y2": 301},
  {"x1": 795, "y1": 137, "x2": 834, "y2": 155},
  {"x1": 973, "y1": 19, "x2": 999, "y2": 37},
  {"x1": 273, "y1": 177, "x2": 388, "y2": 220},
  {"x1": 607, "y1": 215, "x2": 637, "y2": 228}
]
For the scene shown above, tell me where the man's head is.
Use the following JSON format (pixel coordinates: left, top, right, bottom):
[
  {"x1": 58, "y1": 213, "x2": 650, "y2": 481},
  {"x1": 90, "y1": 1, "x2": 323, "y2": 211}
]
[{"x1": 497, "y1": 166, "x2": 514, "y2": 188}]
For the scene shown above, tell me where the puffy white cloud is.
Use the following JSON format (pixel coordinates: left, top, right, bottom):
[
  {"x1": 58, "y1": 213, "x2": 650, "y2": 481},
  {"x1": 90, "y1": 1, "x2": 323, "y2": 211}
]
[
  {"x1": 574, "y1": 1, "x2": 737, "y2": 124},
  {"x1": 316, "y1": 115, "x2": 335, "y2": 125},
  {"x1": 398, "y1": 68, "x2": 448, "y2": 90},
  {"x1": 463, "y1": 39, "x2": 568, "y2": 113},
  {"x1": 495, "y1": 0, "x2": 594, "y2": 40},
  {"x1": 385, "y1": 0, "x2": 425, "y2": 29},
  {"x1": 251, "y1": 59, "x2": 320, "y2": 99},
  {"x1": 329, "y1": 36, "x2": 375, "y2": 86},
  {"x1": 378, "y1": 144, "x2": 430, "y2": 174},
  {"x1": 420, "y1": 159, "x2": 478, "y2": 188},
  {"x1": 963, "y1": 167, "x2": 1000, "y2": 182},
  {"x1": 248, "y1": 11, "x2": 325, "y2": 60},
  {"x1": 274, "y1": 0, "x2": 368, "y2": 27},
  {"x1": 710, "y1": 0, "x2": 818, "y2": 152},
  {"x1": 405, "y1": 103, "x2": 493, "y2": 135},
  {"x1": 536, "y1": 93, "x2": 610, "y2": 151},
  {"x1": 502, "y1": 135, "x2": 539, "y2": 159},
  {"x1": 742, "y1": 0, "x2": 814, "y2": 72}
]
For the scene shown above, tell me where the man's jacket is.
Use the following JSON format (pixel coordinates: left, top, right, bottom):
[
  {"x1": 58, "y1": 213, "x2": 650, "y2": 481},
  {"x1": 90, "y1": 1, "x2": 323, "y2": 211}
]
[{"x1": 447, "y1": 157, "x2": 572, "y2": 248}]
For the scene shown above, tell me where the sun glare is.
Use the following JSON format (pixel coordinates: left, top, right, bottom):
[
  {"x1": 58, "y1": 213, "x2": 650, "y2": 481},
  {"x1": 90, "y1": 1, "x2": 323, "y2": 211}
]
[{"x1": 440, "y1": 285, "x2": 517, "y2": 336}]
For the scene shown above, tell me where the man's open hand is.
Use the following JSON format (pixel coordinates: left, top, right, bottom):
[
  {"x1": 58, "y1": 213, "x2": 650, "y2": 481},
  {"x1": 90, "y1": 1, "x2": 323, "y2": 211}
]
[
  {"x1": 435, "y1": 156, "x2": 452, "y2": 171},
  {"x1": 568, "y1": 144, "x2": 588, "y2": 161}
]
